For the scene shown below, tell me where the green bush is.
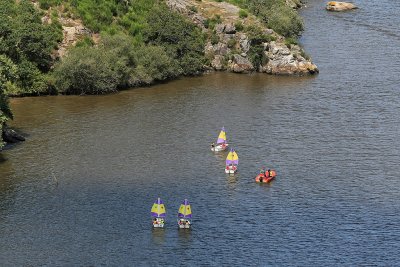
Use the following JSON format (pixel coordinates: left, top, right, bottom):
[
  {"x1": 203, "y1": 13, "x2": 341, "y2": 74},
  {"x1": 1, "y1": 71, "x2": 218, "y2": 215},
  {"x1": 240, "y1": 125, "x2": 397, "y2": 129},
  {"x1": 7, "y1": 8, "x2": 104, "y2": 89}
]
[
  {"x1": 227, "y1": 38, "x2": 237, "y2": 48},
  {"x1": 15, "y1": 60, "x2": 49, "y2": 95},
  {"x1": 245, "y1": 25, "x2": 275, "y2": 43},
  {"x1": 75, "y1": 36, "x2": 95, "y2": 48},
  {"x1": 189, "y1": 5, "x2": 198, "y2": 13},
  {"x1": 53, "y1": 32, "x2": 183, "y2": 93},
  {"x1": 203, "y1": 15, "x2": 222, "y2": 30},
  {"x1": 38, "y1": 0, "x2": 62, "y2": 10},
  {"x1": 226, "y1": 0, "x2": 304, "y2": 37},
  {"x1": 234, "y1": 21, "x2": 244, "y2": 31},
  {"x1": 0, "y1": 54, "x2": 17, "y2": 148},
  {"x1": 0, "y1": 55, "x2": 16, "y2": 119},
  {"x1": 131, "y1": 46, "x2": 180, "y2": 85},
  {"x1": 0, "y1": 0, "x2": 61, "y2": 71},
  {"x1": 267, "y1": 4, "x2": 304, "y2": 37},
  {"x1": 53, "y1": 46, "x2": 123, "y2": 94},
  {"x1": 239, "y1": 9, "x2": 248, "y2": 18},
  {"x1": 144, "y1": 5, "x2": 206, "y2": 75},
  {"x1": 0, "y1": 0, "x2": 61, "y2": 97},
  {"x1": 210, "y1": 32, "x2": 220, "y2": 45}
]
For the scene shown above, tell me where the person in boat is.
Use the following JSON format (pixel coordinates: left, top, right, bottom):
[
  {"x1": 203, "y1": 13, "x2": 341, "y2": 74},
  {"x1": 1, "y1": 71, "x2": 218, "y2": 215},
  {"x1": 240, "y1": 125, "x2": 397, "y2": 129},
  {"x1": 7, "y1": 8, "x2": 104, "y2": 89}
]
[
  {"x1": 211, "y1": 142, "x2": 215, "y2": 148},
  {"x1": 266, "y1": 169, "x2": 271, "y2": 177},
  {"x1": 260, "y1": 167, "x2": 265, "y2": 174}
]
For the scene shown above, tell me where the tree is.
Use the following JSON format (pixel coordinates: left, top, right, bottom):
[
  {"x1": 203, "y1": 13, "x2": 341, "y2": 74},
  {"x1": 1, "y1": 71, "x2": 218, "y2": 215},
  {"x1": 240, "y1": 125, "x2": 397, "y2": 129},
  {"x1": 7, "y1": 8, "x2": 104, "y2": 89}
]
[
  {"x1": 53, "y1": 46, "x2": 123, "y2": 94},
  {"x1": 0, "y1": 54, "x2": 17, "y2": 148},
  {"x1": 144, "y1": 5, "x2": 206, "y2": 75}
]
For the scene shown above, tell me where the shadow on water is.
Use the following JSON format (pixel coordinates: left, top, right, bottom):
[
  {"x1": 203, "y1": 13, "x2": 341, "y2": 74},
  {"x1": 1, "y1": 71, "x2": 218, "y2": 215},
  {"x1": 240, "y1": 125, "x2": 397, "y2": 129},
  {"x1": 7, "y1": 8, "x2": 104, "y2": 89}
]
[
  {"x1": 178, "y1": 228, "x2": 192, "y2": 245},
  {"x1": 226, "y1": 173, "x2": 239, "y2": 184},
  {"x1": 0, "y1": 154, "x2": 6, "y2": 163},
  {"x1": 151, "y1": 228, "x2": 166, "y2": 245}
]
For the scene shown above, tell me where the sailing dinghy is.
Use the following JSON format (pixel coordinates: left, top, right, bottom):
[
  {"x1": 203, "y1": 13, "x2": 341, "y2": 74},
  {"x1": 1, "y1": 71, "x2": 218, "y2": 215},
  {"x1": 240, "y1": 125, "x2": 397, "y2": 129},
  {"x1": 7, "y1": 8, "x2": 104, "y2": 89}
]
[
  {"x1": 177, "y1": 199, "x2": 192, "y2": 229},
  {"x1": 211, "y1": 127, "x2": 228, "y2": 152},
  {"x1": 225, "y1": 148, "x2": 239, "y2": 174},
  {"x1": 151, "y1": 197, "x2": 166, "y2": 228}
]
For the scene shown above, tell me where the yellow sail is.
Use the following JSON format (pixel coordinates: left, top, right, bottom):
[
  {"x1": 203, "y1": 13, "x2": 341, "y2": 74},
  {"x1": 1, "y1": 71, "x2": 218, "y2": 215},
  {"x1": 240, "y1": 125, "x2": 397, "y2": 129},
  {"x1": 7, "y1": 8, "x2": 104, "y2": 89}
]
[
  {"x1": 151, "y1": 198, "x2": 166, "y2": 217},
  {"x1": 178, "y1": 199, "x2": 192, "y2": 218},
  {"x1": 218, "y1": 131, "x2": 226, "y2": 141},
  {"x1": 232, "y1": 151, "x2": 238, "y2": 161},
  {"x1": 226, "y1": 149, "x2": 239, "y2": 165},
  {"x1": 226, "y1": 151, "x2": 238, "y2": 160}
]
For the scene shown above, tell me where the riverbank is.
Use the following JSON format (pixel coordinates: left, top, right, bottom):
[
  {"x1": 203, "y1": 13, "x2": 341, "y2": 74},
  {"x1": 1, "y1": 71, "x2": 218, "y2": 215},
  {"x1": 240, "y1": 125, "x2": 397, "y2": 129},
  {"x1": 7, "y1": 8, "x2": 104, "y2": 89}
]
[
  {"x1": 0, "y1": 0, "x2": 317, "y2": 148},
  {"x1": 167, "y1": 0, "x2": 318, "y2": 75}
]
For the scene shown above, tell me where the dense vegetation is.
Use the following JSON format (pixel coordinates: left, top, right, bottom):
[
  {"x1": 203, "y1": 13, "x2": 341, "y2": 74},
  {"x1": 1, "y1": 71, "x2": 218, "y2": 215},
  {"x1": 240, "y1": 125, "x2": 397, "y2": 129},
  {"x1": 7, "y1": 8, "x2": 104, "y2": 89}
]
[
  {"x1": 53, "y1": 3, "x2": 205, "y2": 94},
  {"x1": 0, "y1": 55, "x2": 15, "y2": 148},
  {"x1": 220, "y1": 0, "x2": 304, "y2": 37},
  {"x1": 0, "y1": 0, "x2": 62, "y2": 96},
  {"x1": 0, "y1": 0, "x2": 62, "y2": 147}
]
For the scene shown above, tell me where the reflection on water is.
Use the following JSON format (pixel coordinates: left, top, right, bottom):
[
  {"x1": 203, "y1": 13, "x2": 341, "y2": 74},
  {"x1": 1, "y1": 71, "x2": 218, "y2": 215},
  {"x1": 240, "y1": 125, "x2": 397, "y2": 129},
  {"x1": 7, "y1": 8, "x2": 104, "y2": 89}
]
[
  {"x1": 178, "y1": 228, "x2": 192, "y2": 246},
  {"x1": 226, "y1": 173, "x2": 239, "y2": 187},
  {"x1": 151, "y1": 228, "x2": 166, "y2": 246}
]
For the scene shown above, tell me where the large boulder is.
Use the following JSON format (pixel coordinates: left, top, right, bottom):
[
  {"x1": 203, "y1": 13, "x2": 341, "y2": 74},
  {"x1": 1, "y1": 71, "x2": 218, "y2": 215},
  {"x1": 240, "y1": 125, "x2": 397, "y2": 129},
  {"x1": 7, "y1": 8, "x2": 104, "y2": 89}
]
[
  {"x1": 228, "y1": 54, "x2": 254, "y2": 73},
  {"x1": 211, "y1": 55, "x2": 225, "y2": 70},
  {"x1": 2, "y1": 127, "x2": 25, "y2": 143},
  {"x1": 262, "y1": 60, "x2": 319, "y2": 75},
  {"x1": 326, "y1": 2, "x2": 357, "y2": 11}
]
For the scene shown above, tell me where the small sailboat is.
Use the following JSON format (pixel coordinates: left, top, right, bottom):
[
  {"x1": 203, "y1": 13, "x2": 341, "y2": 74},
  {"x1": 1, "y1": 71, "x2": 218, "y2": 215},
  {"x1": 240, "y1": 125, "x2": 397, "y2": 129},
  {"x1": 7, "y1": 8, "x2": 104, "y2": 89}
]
[
  {"x1": 151, "y1": 197, "x2": 166, "y2": 228},
  {"x1": 211, "y1": 127, "x2": 229, "y2": 152},
  {"x1": 225, "y1": 148, "x2": 239, "y2": 174},
  {"x1": 177, "y1": 199, "x2": 192, "y2": 229}
]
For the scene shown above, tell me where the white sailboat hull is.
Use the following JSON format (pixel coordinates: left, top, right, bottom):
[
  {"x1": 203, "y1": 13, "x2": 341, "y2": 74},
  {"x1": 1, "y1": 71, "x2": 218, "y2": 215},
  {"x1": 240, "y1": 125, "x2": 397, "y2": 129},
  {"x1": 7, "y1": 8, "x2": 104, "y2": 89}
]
[
  {"x1": 178, "y1": 219, "x2": 191, "y2": 229},
  {"x1": 153, "y1": 223, "x2": 164, "y2": 228},
  {"x1": 225, "y1": 166, "x2": 238, "y2": 174},
  {"x1": 211, "y1": 143, "x2": 228, "y2": 152}
]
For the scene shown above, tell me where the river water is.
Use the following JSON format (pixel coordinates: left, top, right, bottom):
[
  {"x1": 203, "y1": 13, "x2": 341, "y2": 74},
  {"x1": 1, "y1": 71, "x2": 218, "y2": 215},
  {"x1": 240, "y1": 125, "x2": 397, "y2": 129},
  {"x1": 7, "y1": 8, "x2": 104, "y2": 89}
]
[{"x1": 1, "y1": 0, "x2": 400, "y2": 266}]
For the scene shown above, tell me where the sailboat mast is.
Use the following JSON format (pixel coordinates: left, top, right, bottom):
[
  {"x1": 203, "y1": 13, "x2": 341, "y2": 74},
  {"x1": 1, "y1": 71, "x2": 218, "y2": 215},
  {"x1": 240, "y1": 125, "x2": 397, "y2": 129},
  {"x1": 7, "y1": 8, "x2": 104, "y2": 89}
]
[
  {"x1": 183, "y1": 199, "x2": 187, "y2": 217},
  {"x1": 157, "y1": 197, "x2": 160, "y2": 217}
]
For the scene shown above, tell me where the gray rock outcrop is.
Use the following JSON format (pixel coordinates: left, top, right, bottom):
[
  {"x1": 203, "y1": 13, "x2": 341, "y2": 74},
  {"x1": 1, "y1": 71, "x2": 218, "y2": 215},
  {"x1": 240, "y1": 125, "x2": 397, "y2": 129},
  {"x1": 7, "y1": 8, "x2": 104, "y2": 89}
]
[
  {"x1": 2, "y1": 127, "x2": 25, "y2": 143},
  {"x1": 168, "y1": 0, "x2": 318, "y2": 75},
  {"x1": 326, "y1": 2, "x2": 358, "y2": 12}
]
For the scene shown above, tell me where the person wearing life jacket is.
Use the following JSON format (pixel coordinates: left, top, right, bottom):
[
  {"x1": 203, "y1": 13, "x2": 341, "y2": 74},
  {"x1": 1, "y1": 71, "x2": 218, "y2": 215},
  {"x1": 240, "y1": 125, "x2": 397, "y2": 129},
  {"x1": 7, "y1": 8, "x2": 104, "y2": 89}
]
[{"x1": 265, "y1": 169, "x2": 271, "y2": 177}]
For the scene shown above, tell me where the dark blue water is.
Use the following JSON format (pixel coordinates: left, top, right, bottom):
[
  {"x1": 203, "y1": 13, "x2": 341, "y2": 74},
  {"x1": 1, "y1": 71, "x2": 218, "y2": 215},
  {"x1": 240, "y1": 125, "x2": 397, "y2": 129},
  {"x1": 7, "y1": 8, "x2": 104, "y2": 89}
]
[{"x1": 1, "y1": 0, "x2": 399, "y2": 265}]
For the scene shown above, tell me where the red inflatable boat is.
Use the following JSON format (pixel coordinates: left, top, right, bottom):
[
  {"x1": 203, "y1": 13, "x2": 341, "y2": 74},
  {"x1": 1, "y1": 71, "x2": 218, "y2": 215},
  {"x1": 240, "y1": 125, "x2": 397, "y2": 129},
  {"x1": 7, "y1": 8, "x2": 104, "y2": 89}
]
[{"x1": 255, "y1": 170, "x2": 276, "y2": 183}]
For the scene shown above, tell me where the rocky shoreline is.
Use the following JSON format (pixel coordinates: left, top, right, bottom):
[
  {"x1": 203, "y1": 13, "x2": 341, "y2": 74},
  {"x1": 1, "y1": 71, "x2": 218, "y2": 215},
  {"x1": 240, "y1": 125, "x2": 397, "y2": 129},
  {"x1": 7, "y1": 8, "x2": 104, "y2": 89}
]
[
  {"x1": 52, "y1": 0, "x2": 318, "y2": 76},
  {"x1": 167, "y1": 0, "x2": 318, "y2": 75},
  {"x1": 1, "y1": 125, "x2": 25, "y2": 148}
]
